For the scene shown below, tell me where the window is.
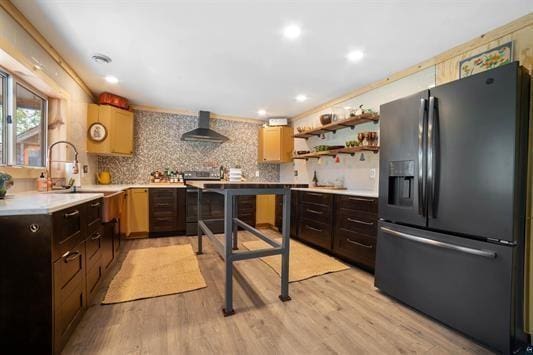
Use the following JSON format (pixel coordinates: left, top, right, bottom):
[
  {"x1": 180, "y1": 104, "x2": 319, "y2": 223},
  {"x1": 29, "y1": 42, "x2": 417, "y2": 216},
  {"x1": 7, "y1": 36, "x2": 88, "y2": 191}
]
[
  {"x1": 0, "y1": 67, "x2": 47, "y2": 167},
  {"x1": 15, "y1": 84, "x2": 46, "y2": 166}
]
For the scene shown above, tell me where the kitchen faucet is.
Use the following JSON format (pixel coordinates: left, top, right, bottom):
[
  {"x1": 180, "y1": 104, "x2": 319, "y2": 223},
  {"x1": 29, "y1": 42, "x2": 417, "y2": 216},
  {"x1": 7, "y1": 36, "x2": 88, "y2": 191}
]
[{"x1": 47, "y1": 140, "x2": 79, "y2": 190}]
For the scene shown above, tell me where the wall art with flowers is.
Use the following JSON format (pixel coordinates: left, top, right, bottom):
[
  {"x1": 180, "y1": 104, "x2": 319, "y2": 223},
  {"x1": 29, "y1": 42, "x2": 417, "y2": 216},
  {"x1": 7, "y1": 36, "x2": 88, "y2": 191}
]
[{"x1": 459, "y1": 42, "x2": 513, "y2": 78}]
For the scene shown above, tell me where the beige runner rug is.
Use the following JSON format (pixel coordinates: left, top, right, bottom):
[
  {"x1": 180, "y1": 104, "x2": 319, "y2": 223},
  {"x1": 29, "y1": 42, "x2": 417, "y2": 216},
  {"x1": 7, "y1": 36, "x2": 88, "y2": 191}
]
[
  {"x1": 102, "y1": 244, "x2": 207, "y2": 304},
  {"x1": 242, "y1": 238, "x2": 349, "y2": 282}
]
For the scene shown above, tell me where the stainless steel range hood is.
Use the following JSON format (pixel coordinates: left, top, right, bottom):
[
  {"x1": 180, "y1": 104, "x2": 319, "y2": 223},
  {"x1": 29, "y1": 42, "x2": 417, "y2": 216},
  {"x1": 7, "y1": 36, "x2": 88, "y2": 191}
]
[{"x1": 181, "y1": 110, "x2": 229, "y2": 143}]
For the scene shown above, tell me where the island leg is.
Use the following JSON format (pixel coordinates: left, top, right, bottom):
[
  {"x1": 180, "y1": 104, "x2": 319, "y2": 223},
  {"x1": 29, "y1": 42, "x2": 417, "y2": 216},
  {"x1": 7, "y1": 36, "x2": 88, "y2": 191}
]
[
  {"x1": 279, "y1": 188, "x2": 291, "y2": 302},
  {"x1": 196, "y1": 189, "x2": 203, "y2": 255},
  {"x1": 223, "y1": 191, "x2": 236, "y2": 316},
  {"x1": 232, "y1": 195, "x2": 239, "y2": 250}
]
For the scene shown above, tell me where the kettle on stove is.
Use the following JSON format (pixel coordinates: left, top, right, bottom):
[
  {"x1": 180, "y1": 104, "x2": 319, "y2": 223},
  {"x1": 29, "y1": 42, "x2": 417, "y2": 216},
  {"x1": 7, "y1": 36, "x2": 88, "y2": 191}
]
[{"x1": 96, "y1": 170, "x2": 112, "y2": 185}]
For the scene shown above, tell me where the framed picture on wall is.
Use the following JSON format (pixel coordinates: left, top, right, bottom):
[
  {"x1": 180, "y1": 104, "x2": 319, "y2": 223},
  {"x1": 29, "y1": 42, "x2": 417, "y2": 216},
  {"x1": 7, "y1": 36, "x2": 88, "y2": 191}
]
[
  {"x1": 88, "y1": 122, "x2": 108, "y2": 142},
  {"x1": 459, "y1": 41, "x2": 513, "y2": 79}
]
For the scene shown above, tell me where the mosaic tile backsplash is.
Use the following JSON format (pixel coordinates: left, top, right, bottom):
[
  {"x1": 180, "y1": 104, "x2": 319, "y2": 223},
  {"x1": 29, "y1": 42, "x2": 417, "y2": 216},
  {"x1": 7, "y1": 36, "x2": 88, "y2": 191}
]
[{"x1": 97, "y1": 110, "x2": 279, "y2": 184}]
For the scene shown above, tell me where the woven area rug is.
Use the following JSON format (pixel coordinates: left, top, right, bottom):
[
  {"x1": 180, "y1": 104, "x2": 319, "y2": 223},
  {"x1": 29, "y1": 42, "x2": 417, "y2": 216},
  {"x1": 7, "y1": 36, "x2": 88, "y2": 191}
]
[
  {"x1": 102, "y1": 244, "x2": 207, "y2": 304},
  {"x1": 242, "y1": 238, "x2": 349, "y2": 282}
]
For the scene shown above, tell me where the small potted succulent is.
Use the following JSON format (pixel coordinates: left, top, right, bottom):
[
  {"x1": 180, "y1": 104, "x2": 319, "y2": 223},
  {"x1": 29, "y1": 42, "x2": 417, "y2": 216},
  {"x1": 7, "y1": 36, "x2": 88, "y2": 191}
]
[{"x1": 0, "y1": 172, "x2": 14, "y2": 199}]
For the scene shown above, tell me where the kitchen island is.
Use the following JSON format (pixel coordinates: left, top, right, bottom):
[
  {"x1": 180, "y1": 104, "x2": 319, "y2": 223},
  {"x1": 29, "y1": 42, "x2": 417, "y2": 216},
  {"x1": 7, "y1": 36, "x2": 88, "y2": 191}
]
[{"x1": 186, "y1": 181, "x2": 307, "y2": 315}]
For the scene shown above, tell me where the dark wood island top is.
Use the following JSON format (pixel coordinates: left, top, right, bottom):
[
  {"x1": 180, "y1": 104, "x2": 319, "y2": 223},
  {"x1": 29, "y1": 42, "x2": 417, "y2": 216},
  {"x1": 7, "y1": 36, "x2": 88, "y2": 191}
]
[{"x1": 185, "y1": 181, "x2": 308, "y2": 190}]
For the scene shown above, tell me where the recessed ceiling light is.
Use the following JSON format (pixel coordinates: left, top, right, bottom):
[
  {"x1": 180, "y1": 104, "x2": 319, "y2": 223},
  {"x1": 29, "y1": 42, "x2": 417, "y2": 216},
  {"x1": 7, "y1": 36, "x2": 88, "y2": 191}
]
[
  {"x1": 346, "y1": 50, "x2": 364, "y2": 62},
  {"x1": 105, "y1": 75, "x2": 119, "y2": 84},
  {"x1": 257, "y1": 109, "x2": 267, "y2": 116},
  {"x1": 92, "y1": 53, "x2": 112, "y2": 64},
  {"x1": 295, "y1": 94, "x2": 308, "y2": 102},
  {"x1": 343, "y1": 106, "x2": 351, "y2": 110},
  {"x1": 283, "y1": 24, "x2": 301, "y2": 40}
]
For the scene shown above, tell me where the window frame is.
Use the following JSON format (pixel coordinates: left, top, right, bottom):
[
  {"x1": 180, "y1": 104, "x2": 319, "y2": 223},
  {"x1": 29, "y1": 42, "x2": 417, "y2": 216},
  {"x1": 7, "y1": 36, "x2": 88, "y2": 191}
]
[
  {"x1": 0, "y1": 66, "x2": 48, "y2": 168},
  {"x1": 0, "y1": 70, "x2": 7, "y2": 165}
]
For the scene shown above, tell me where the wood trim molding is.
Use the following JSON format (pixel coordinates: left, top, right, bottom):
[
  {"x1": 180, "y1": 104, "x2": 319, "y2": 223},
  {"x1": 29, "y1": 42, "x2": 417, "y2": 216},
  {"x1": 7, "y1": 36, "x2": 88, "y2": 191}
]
[
  {"x1": 291, "y1": 13, "x2": 533, "y2": 121},
  {"x1": 131, "y1": 104, "x2": 264, "y2": 124},
  {"x1": 0, "y1": 0, "x2": 95, "y2": 100}
]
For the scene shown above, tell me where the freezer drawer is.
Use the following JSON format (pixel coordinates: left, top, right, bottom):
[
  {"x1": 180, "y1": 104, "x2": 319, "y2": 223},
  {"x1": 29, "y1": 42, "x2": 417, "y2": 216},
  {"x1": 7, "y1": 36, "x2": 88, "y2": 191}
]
[{"x1": 375, "y1": 221, "x2": 516, "y2": 354}]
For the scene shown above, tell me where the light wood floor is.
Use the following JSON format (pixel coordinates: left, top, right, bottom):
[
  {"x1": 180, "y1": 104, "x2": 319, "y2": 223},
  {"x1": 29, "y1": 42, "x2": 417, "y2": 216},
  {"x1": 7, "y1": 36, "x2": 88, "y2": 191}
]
[{"x1": 63, "y1": 230, "x2": 492, "y2": 355}]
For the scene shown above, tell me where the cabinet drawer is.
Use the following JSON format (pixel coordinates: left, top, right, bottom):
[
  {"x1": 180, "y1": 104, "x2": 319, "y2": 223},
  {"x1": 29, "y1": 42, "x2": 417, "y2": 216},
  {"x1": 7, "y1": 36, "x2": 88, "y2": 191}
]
[
  {"x1": 336, "y1": 195, "x2": 378, "y2": 213},
  {"x1": 86, "y1": 256, "x2": 103, "y2": 304},
  {"x1": 301, "y1": 203, "x2": 331, "y2": 224},
  {"x1": 150, "y1": 188, "x2": 177, "y2": 201},
  {"x1": 301, "y1": 191, "x2": 333, "y2": 206},
  {"x1": 86, "y1": 226, "x2": 104, "y2": 269},
  {"x1": 299, "y1": 219, "x2": 332, "y2": 250},
  {"x1": 151, "y1": 200, "x2": 177, "y2": 211},
  {"x1": 336, "y1": 209, "x2": 377, "y2": 237},
  {"x1": 53, "y1": 241, "x2": 85, "y2": 352},
  {"x1": 333, "y1": 229, "x2": 376, "y2": 269},
  {"x1": 87, "y1": 199, "x2": 103, "y2": 231},
  {"x1": 55, "y1": 246, "x2": 84, "y2": 290},
  {"x1": 150, "y1": 216, "x2": 177, "y2": 233},
  {"x1": 53, "y1": 205, "x2": 86, "y2": 261}
]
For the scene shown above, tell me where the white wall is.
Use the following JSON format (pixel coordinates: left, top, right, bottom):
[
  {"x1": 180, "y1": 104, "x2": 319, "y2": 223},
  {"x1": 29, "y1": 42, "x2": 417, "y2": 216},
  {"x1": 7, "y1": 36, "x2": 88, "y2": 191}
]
[
  {"x1": 0, "y1": 7, "x2": 96, "y2": 192},
  {"x1": 280, "y1": 67, "x2": 436, "y2": 192}
]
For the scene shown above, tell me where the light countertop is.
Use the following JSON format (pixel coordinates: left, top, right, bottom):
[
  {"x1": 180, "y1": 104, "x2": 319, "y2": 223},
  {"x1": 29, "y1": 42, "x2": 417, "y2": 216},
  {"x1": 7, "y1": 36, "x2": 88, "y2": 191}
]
[
  {"x1": 291, "y1": 187, "x2": 378, "y2": 198},
  {"x1": 0, "y1": 191, "x2": 104, "y2": 216},
  {"x1": 77, "y1": 183, "x2": 186, "y2": 192}
]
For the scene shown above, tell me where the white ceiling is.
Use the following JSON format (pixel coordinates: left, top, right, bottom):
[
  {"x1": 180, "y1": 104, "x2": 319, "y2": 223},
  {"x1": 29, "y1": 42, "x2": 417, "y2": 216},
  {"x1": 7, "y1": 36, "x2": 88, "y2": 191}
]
[{"x1": 12, "y1": 0, "x2": 533, "y2": 119}]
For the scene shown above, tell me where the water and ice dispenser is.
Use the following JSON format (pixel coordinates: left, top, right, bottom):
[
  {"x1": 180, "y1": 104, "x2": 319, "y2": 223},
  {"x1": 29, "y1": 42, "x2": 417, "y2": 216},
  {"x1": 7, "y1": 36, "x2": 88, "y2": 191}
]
[{"x1": 387, "y1": 160, "x2": 415, "y2": 207}]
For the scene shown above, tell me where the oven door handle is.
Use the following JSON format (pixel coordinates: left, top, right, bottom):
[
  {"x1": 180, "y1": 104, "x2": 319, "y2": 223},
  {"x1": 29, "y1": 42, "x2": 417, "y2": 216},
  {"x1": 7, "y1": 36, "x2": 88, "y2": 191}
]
[{"x1": 380, "y1": 227, "x2": 496, "y2": 258}]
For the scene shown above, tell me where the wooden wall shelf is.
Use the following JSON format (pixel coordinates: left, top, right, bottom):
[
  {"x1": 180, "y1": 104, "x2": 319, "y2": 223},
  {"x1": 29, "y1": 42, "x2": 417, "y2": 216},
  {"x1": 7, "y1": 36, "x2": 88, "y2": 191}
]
[
  {"x1": 293, "y1": 146, "x2": 379, "y2": 160},
  {"x1": 293, "y1": 113, "x2": 379, "y2": 139}
]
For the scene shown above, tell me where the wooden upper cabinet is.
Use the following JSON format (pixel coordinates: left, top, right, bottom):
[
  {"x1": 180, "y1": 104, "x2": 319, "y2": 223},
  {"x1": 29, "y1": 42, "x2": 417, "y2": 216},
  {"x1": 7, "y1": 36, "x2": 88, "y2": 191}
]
[
  {"x1": 258, "y1": 126, "x2": 293, "y2": 163},
  {"x1": 87, "y1": 104, "x2": 134, "y2": 156}
]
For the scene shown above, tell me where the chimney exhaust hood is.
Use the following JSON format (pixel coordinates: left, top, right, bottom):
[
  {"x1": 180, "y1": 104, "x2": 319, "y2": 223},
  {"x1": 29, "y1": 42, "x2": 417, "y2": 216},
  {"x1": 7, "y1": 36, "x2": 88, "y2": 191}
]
[{"x1": 181, "y1": 110, "x2": 229, "y2": 143}]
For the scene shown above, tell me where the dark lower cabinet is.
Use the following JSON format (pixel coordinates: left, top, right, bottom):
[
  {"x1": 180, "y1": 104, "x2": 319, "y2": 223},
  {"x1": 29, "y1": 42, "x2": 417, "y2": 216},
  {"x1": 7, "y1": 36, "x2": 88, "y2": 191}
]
[
  {"x1": 53, "y1": 239, "x2": 86, "y2": 352},
  {"x1": 279, "y1": 191, "x2": 378, "y2": 270},
  {"x1": 186, "y1": 190, "x2": 256, "y2": 235},
  {"x1": 149, "y1": 188, "x2": 186, "y2": 236},
  {"x1": 332, "y1": 195, "x2": 378, "y2": 269},
  {"x1": 0, "y1": 197, "x2": 118, "y2": 354},
  {"x1": 275, "y1": 190, "x2": 299, "y2": 237}
]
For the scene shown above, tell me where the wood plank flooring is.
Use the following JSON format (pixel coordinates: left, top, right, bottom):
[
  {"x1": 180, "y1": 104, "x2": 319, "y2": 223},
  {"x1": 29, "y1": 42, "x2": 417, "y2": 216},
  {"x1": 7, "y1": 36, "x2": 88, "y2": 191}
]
[{"x1": 63, "y1": 230, "x2": 492, "y2": 354}]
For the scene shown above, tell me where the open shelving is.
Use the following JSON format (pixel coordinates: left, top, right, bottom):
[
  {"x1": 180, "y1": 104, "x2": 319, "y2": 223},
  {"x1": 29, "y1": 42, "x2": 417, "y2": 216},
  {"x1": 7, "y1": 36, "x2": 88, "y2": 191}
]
[
  {"x1": 293, "y1": 113, "x2": 379, "y2": 139},
  {"x1": 293, "y1": 146, "x2": 379, "y2": 160}
]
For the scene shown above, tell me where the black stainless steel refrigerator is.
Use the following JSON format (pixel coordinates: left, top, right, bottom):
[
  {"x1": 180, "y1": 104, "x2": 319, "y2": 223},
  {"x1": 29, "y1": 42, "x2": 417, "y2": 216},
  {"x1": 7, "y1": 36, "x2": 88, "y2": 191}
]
[{"x1": 375, "y1": 62, "x2": 530, "y2": 354}]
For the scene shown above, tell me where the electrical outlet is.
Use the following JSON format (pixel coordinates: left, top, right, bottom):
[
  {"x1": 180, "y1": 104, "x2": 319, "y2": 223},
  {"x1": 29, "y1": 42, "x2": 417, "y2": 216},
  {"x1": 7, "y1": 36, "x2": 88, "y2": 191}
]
[
  {"x1": 83, "y1": 165, "x2": 89, "y2": 175},
  {"x1": 255, "y1": 170, "x2": 260, "y2": 177},
  {"x1": 369, "y1": 168, "x2": 376, "y2": 179},
  {"x1": 294, "y1": 170, "x2": 298, "y2": 177}
]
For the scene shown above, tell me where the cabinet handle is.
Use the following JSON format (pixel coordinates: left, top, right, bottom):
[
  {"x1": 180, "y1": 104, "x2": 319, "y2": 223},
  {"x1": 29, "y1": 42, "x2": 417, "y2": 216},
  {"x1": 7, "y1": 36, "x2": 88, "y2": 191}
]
[
  {"x1": 90, "y1": 202, "x2": 101, "y2": 207},
  {"x1": 307, "y1": 192, "x2": 323, "y2": 197},
  {"x1": 305, "y1": 225, "x2": 323, "y2": 232},
  {"x1": 348, "y1": 197, "x2": 374, "y2": 203},
  {"x1": 346, "y1": 238, "x2": 373, "y2": 249},
  {"x1": 90, "y1": 232, "x2": 103, "y2": 240},
  {"x1": 157, "y1": 203, "x2": 170, "y2": 207},
  {"x1": 347, "y1": 218, "x2": 374, "y2": 226},
  {"x1": 64, "y1": 210, "x2": 80, "y2": 218},
  {"x1": 63, "y1": 250, "x2": 81, "y2": 262},
  {"x1": 156, "y1": 217, "x2": 172, "y2": 221},
  {"x1": 306, "y1": 209, "x2": 323, "y2": 215}
]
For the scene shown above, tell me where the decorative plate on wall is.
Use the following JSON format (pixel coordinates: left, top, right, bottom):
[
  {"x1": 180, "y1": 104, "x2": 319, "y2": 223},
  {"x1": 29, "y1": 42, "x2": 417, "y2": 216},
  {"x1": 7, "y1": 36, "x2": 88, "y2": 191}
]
[
  {"x1": 88, "y1": 122, "x2": 108, "y2": 142},
  {"x1": 459, "y1": 42, "x2": 513, "y2": 79}
]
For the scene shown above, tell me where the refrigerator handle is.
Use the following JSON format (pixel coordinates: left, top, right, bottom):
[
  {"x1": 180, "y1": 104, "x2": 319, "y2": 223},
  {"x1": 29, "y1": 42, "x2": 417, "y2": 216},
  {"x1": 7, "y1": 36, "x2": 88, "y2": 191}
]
[
  {"x1": 417, "y1": 98, "x2": 427, "y2": 217},
  {"x1": 380, "y1": 227, "x2": 497, "y2": 258},
  {"x1": 427, "y1": 96, "x2": 439, "y2": 218}
]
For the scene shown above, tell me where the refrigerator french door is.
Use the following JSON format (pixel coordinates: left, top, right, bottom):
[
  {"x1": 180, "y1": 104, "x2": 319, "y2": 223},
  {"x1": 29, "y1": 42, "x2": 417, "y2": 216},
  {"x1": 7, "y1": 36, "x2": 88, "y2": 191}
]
[{"x1": 375, "y1": 62, "x2": 530, "y2": 354}]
